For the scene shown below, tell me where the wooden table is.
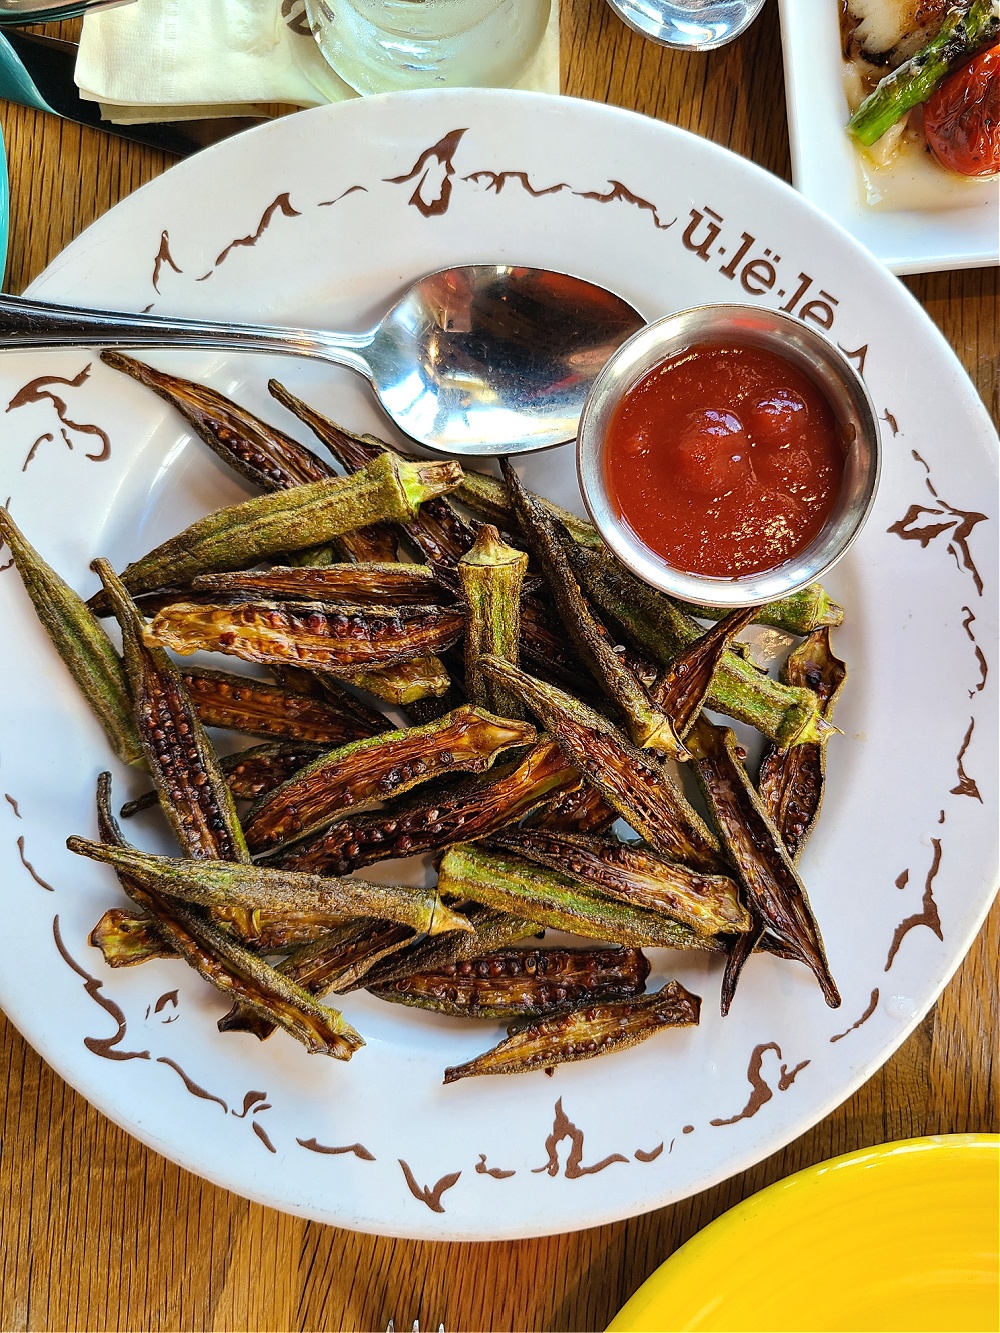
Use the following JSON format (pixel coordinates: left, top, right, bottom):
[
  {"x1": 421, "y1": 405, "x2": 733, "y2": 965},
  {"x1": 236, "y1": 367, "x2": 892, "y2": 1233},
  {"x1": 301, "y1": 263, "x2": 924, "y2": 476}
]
[{"x1": 0, "y1": 5, "x2": 996, "y2": 1330}]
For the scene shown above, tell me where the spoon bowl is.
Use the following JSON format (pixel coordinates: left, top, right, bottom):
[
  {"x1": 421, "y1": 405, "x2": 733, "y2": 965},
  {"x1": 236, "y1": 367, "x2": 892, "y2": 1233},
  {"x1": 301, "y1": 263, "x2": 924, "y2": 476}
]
[
  {"x1": 605, "y1": 0, "x2": 766, "y2": 51},
  {"x1": 0, "y1": 264, "x2": 644, "y2": 456}
]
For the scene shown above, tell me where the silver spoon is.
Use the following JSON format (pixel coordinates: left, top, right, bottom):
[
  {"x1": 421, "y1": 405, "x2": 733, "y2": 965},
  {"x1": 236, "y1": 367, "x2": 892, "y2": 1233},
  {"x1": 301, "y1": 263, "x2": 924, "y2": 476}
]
[
  {"x1": 0, "y1": 265, "x2": 644, "y2": 456},
  {"x1": 605, "y1": 0, "x2": 766, "y2": 51}
]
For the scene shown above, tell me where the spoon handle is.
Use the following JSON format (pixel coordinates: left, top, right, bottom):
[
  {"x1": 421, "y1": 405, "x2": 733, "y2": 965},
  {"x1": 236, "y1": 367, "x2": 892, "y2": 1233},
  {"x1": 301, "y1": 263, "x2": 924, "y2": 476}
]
[{"x1": 0, "y1": 294, "x2": 374, "y2": 378}]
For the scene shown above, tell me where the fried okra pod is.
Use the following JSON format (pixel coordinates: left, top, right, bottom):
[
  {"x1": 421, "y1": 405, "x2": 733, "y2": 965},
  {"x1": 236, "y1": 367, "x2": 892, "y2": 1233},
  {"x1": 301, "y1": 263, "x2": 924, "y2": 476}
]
[
  {"x1": 149, "y1": 598, "x2": 465, "y2": 675},
  {"x1": 87, "y1": 452, "x2": 462, "y2": 611},
  {"x1": 442, "y1": 981, "x2": 701, "y2": 1082},
  {"x1": 242, "y1": 705, "x2": 535, "y2": 853},
  {"x1": 458, "y1": 525, "x2": 528, "y2": 718},
  {"x1": 0, "y1": 509, "x2": 143, "y2": 766},
  {"x1": 479, "y1": 657, "x2": 725, "y2": 876},
  {"x1": 436, "y1": 844, "x2": 725, "y2": 951},
  {"x1": 90, "y1": 774, "x2": 364, "y2": 1058},
  {"x1": 686, "y1": 715, "x2": 840, "y2": 1008},
  {"x1": 492, "y1": 829, "x2": 750, "y2": 937},
  {"x1": 759, "y1": 629, "x2": 847, "y2": 860},
  {"x1": 371, "y1": 946, "x2": 650, "y2": 1020},
  {"x1": 95, "y1": 560, "x2": 250, "y2": 865},
  {"x1": 500, "y1": 461, "x2": 685, "y2": 757},
  {"x1": 68, "y1": 836, "x2": 473, "y2": 939},
  {"x1": 568, "y1": 545, "x2": 831, "y2": 748},
  {"x1": 264, "y1": 739, "x2": 581, "y2": 875}
]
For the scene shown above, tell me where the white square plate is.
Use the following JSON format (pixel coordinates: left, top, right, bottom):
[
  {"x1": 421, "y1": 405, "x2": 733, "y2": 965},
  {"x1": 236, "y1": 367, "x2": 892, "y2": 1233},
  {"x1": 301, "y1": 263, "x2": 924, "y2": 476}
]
[{"x1": 778, "y1": 0, "x2": 1000, "y2": 275}]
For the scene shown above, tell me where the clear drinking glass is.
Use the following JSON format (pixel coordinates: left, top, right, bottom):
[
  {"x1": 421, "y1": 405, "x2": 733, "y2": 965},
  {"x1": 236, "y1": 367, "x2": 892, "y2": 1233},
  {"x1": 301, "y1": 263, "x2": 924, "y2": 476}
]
[{"x1": 304, "y1": 0, "x2": 551, "y2": 95}]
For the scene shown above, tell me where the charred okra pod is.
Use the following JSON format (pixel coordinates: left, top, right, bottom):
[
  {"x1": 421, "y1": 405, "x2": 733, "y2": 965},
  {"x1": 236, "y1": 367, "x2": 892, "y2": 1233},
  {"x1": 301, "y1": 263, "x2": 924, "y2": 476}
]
[
  {"x1": 180, "y1": 666, "x2": 382, "y2": 744},
  {"x1": 492, "y1": 829, "x2": 751, "y2": 937},
  {"x1": 95, "y1": 560, "x2": 250, "y2": 865},
  {"x1": 458, "y1": 525, "x2": 528, "y2": 718},
  {"x1": 91, "y1": 774, "x2": 364, "y2": 1057},
  {"x1": 442, "y1": 981, "x2": 701, "y2": 1082},
  {"x1": 149, "y1": 600, "x2": 465, "y2": 674},
  {"x1": 68, "y1": 836, "x2": 473, "y2": 939},
  {"x1": 100, "y1": 352, "x2": 334, "y2": 491},
  {"x1": 243, "y1": 705, "x2": 536, "y2": 853},
  {"x1": 437, "y1": 844, "x2": 724, "y2": 951},
  {"x1": 651, "y1": 605, "x2": 758, "y2": 737},
  {"x1": 569, "y1": 545, "x2": 829, "y2": 748},
  {"x1": 672, "y1": 584, "x2": 844, "y2": 636},
  {"x1": 686, "y1": 715, "x2": 840, "y2": 1007},
  {"x1": 336, "y1": 654, "x2": 453, "y2": 706},
  {"x1": 269, "y1": 380, "x2": 479, "y2": 567},
  {"x1": 192, "y1": 563, "x2": 450, "y2": 606},
  {"x1": 266, "y1": 739, "x2": 580, "y2": 875},
  {"x1": 121, "y1": 740, "x2": 328, "y2": 817},
  {"x1": 90, "y1": 907, "x2": 176, "y2": 967},
  {"x1": 500, "y1": 462, "x2": 684, "y2": 756},
  {"x1": 219, "y1": 917, "x2": 414, "y2": 1039},
  {"x1": 87, "y1": 452, "x2": 462, "y2": 611},
  {"x1": 371, "y1": 946, "x2": 650, "y2": 1019},
  {"x1": 759, "y1": 629, "x2": 847, "y2": 860},
  {"x1": 531, "y1": 781, "x2": 620, "y2": 835},
  {"x1": 0, "y1": 509, "x2": 143, "y2": 766},
  {"x1": 354, "y1": 904, "x2": 539, "y2": 993},
  {"x1": 479, "y1": 657, "x2": 724, "y2": 876}
]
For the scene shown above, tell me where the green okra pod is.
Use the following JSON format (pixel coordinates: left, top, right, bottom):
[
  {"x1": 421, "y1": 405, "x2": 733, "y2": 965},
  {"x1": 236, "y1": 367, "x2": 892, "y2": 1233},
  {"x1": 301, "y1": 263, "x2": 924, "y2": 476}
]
[
  {"x1": 568, "y1": 545, "x2": 830, "y2": 748},
  {"x1": 686, "y1": 714, "x2": 840, "y2": 1008},
  {"x1": 759, "y1": 629, "x2": 847, "y2": 860},
  {"x1": 455, "y1": 467, "x2": 603, "y2": 549},
  {"x1": 243, "y1": 704, "x2": 536, "y2": 853},
  {"x1": 672, "y1": 584, "x2": 845, "y2": 635},
  {"x1": 268, "y1": 380, "x2": 480, "y2": 567},
  {"x1": 479, "y1": 657, "x2": 725, "y2": 876},
  {"x1": 149, "y1": 600, "x2": 465, "y2": 674},
  {"x1": 371, "y1": 945, "x2": 650, "y2": 1020},
  {"x1": 95, "y1": 560, "x2": 251, "y2": 866},
  {"x1": 458, "y1": 524, "x2": 529, "y2": 718},
  {"x1": 492, "y1": 828, "x2": 751, "y2": 937},
  {"x1": 68, "y1": 836, "x2": 473, "y2": 938},
  {"x1": 0, "y1": 509, "x2": 143, "y2": 766},
  {"x1": 436, "y1": 844, "x2": 725, "y2": 951},
  {"x1": 442, "y1": 980, "x2": 701, "y2": 1082},
  {"x1": 500, "y1": 461, "x2": 685, "y2": 756},
  {"x1": 87, "y1": 452, "x2": 462, "y2": 611},
  {"x1": 91, "y1": 773, "x2": 364, "y2": 1057}
]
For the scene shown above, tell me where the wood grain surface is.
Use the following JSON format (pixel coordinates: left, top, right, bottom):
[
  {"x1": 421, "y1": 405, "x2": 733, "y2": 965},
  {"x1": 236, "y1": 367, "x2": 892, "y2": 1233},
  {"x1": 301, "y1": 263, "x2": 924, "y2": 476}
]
[{"x1": 0, "y1": 4, "x2": 997, "y2": 1330}]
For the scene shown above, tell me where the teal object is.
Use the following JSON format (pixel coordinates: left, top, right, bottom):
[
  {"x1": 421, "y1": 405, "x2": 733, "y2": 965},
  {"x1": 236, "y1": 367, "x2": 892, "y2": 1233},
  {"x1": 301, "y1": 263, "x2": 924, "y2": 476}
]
[
  {"x1": 0, "y1": 120, "x2": 7, "y2": 284},
  {"x1": 0, "y1": 31, "x2": 54, "y2": 113},
  {"x1": 0, "y1": 4, "x2": 122, "y2": 24}
]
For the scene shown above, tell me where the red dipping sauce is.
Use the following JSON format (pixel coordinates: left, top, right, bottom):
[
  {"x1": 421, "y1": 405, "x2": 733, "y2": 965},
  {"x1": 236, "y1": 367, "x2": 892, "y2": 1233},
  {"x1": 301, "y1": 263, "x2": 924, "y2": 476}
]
[{"x1": 604, "y1": 341, "x2": 848, "y2": 578}]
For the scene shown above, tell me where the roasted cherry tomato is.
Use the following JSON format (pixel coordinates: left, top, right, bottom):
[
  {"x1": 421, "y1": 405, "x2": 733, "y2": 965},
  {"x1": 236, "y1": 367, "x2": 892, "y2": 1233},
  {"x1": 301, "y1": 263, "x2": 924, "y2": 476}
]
[{"x1": 923, "y1": 44, "x2": 1000, "y2": 177}]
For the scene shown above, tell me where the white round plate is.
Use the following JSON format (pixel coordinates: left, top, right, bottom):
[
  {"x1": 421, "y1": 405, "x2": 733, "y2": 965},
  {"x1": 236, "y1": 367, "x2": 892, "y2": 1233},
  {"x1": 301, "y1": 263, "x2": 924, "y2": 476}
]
[{"x1": 0, "y1": 91, "x2": 996, "y2": 1240}]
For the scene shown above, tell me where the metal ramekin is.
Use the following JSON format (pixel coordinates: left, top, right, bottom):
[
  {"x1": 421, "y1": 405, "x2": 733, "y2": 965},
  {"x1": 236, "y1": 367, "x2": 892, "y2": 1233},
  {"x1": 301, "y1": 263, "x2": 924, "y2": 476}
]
[{"x1": 576, "y1": 304, "x2": 881, "y2": 607}]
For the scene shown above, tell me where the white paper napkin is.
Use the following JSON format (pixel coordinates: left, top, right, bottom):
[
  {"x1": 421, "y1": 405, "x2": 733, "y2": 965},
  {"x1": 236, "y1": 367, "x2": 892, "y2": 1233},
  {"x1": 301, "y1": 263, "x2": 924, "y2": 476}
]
[{"x1": 76, "y1": 0, "x2": 560, "y2": 125}]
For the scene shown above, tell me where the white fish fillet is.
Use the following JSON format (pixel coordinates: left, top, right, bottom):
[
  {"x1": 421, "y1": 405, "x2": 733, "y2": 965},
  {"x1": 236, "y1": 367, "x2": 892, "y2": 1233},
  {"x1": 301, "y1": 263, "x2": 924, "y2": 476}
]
[{"x1": 845, "y1": 0, "x2": 952, "y2": 57}]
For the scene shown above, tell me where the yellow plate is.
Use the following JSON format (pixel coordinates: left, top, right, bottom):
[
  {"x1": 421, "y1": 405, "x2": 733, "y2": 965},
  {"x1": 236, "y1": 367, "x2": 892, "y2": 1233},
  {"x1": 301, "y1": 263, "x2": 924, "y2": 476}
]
[{"x1": 607, "y1": 1136, "x2": 999, "y2": 1333}]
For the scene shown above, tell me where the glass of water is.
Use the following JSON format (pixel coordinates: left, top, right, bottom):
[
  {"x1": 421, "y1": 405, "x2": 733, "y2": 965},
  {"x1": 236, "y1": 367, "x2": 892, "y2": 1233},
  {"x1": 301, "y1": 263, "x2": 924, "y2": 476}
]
[{"x1": 304, "y1": 0, "x2": 551, "y2": 95}]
